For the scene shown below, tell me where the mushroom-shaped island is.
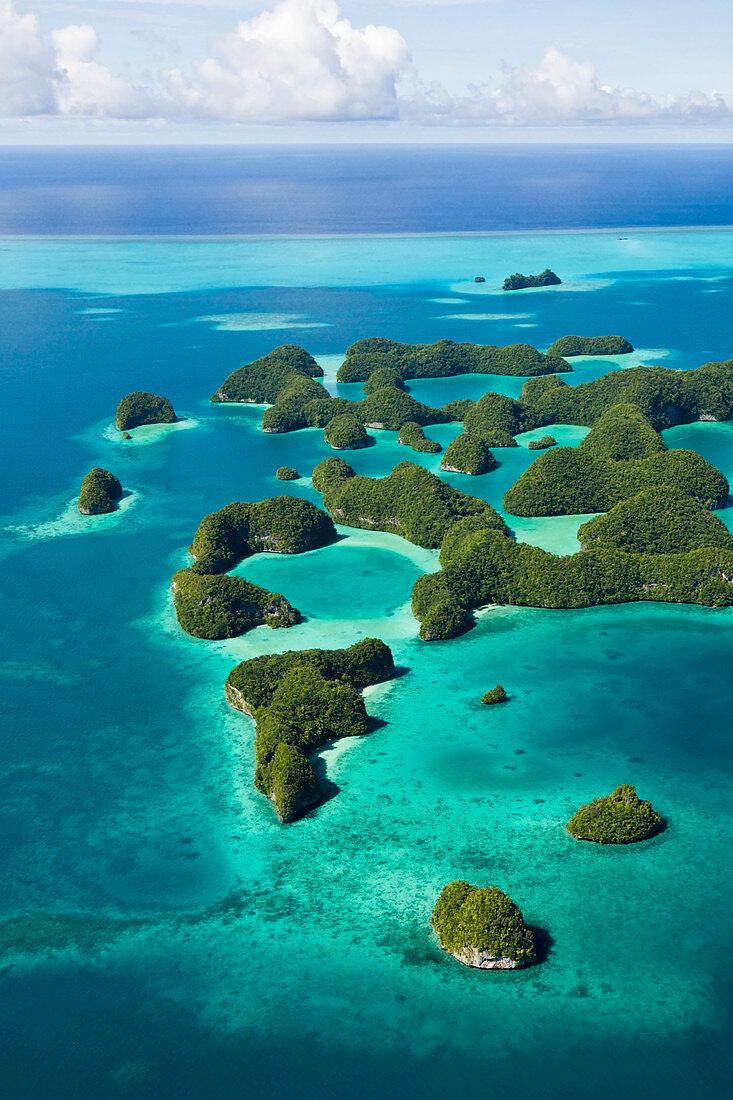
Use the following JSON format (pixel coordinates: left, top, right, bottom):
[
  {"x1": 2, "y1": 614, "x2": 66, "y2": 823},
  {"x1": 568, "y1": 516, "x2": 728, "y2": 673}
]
[
  {"x1": 275, "y1": 466, "x2": 300, "y2": 481},
  {"x1": 78, "y1": 467, "x2": 123, "y2": 515},
  {"x1": 324, "y1": 413, "x2": 369, "y2": 450},
  {"x1": 441, "y1": 434, "x2": 496, "y2": 475},
  {"x1": 481, "y1": 685, "x2": 507, "y2": 705},
  {"x1": 431, "y1": 880, "x2": 536, "y2": 969},
  {"x1": 116, "y1": 391, "x2": 177, "y2": 431},
  {"x1": 567, "y1": 784, "x2": 662, "y2": 843}
]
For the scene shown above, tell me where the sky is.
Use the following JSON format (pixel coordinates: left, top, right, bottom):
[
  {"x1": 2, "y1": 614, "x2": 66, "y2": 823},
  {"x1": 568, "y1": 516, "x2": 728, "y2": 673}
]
[{"x1": 1, "y1": 0, "x2": 732, "y2": 142}]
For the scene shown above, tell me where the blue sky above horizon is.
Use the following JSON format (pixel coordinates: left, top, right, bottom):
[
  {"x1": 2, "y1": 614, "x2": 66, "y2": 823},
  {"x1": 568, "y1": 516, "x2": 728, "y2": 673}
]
[{"x1": 2, "y1": 0, "x2": 733, "y2": 142}]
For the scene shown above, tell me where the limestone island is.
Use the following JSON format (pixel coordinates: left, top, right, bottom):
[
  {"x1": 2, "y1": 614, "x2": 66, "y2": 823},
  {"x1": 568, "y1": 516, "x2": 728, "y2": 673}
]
[
  {"x1": 171, "y1": 570, "x2": 300, "y2": 640},
  {"x1": 503, "y1": 270, "x2": 561, "y2": 292},
  {"x1": 567, "y1": 784, "x2": 662, "y2": 844},
  {"x1": 474, "y1": 276, "x2": 486, "y2": 283},
  {"x1": 78, "y1": 467, "x2": 123, "y2": 515},
  {"x1": 116, "y1": 391, "x2": 177, "y2": 431},
  {"x1": 547, "y1": 334, "x2": 634, "y2": 357},
  {"x1": 441, "y1": 434, "x2": 496, "y2": 475},
  {"x1": 276, "y1": 466, "x2": 300, "y2": 481},
  {"x1": 431, "y1": 881, "x2": 536, "y2": 969},
  {"x1": 225, "y1": 638, "x2": 395, "y2": 822},
  {"x1": 324, "y1": 413, "x2": 369, "y2": 449},
  {"x1": 482, "y1": 685, "x2": 507, "y2": 705},
  {"x1": 527, "y1": 435, "x2": 557, "y2": 450},
  {"x1": 398, "y1": 421, "x2": 441, "y2": 454}
]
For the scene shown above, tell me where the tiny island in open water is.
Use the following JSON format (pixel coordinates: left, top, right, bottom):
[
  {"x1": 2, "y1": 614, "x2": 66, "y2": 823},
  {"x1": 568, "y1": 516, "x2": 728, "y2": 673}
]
[{"x1": 432, "y1": 881, "x2": 535, "y2": 969}]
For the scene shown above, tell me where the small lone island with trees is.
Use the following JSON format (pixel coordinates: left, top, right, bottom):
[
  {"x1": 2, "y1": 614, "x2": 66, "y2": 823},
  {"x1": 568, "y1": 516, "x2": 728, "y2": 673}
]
[
  {"x1": 116, "y1": 391, "x2": 177, "y2": 431},
  {"x1": 547, "y1": 334, "x2": 634, "y2": 357},
  {"x1": 482, "y1": 685, "x2": 507, "y2": 705},
  {"x1": 431, "y1": 880, "x2": 536, "y2": 969},
  {"x1": 567, "y1": 784, "x2": 662, "y2": 843},
  {"x1": 78, "y1": 467, "x2": 123, "y2": 515},
  {"x1": 527, "y1": 435, "x2": 557, "y2": 450},
  {"x1": 275, "y1": 466, "x2": 300, "y2": 481},
  {"x1": 503, "y1": 269, "x2": 561, "y2": 292}
]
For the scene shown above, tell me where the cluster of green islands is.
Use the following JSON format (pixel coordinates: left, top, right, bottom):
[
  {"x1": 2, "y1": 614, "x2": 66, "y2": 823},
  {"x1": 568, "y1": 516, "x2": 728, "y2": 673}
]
[{"x1": 91, "y1": 331, "x2": 690, "y2": 970}]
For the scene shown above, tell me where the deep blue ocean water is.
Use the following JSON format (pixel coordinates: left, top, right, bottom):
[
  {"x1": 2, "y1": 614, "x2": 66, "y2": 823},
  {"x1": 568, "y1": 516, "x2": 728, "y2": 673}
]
[
  {"x1": 1, "y1": 147, "x2": 733, "y2": 1098},
  {"x1": 4, "y1": 144, "x2": 733, "y2": 234}
]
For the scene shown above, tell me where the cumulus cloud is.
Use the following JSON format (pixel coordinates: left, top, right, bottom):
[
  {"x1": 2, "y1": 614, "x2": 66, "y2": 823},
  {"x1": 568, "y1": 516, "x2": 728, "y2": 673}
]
[
  {"x1": 52, "y1": 24, "x2": 151, "y2": 116},
  {"x1": 0, "y1": 1, "x2": 729, "y2": 128},
  {"x1": 0, "y1": 0, "x2": 150, "y2": 118},
  {"x1": 0, "y1": 0, "x2": 56, "y2": 114},
  {"x1": 165, "y1": 0, "x2": 411, "y2": 121}
]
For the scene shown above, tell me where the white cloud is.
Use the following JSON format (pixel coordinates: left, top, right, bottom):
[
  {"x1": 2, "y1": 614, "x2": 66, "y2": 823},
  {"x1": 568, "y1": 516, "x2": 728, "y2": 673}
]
[
  {"x1": 0, "y1": 0, "x2": 150, "y2": 117},
  {"x1": 0, "y1": 0, "x2": 56, "y2": 114},
  {"x1": 492, "y1": 45, "x2": 729, "y2": 124},
  {"x1": 0, "y1": 2, "x2": 729, "y2": 128},
  {"x1": 52, "y1": 24, "x2": 152, "y2": 116},
  {"x1": 165, "y1": 0, "x2": 411, "y2": 121}
]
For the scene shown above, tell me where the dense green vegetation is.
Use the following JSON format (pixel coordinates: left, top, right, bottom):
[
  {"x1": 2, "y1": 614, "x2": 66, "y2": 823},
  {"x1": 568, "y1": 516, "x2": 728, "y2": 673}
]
[
  {"x1": 504, "y1": 404, "x2": 728, "y2": 516},
  {"x1": 567, "y1": 784, "x2": 662, "y2": 843},
  {"x1": 324, "y1": 413, "x2": 369, "y2": 449},
  {"x1": 211, "y1": 346, "x2": 330, "y2": 434},
  {"x1": 78, "y1": 467, "x2": 122, "y2": 515},
  {"x1": 337, "y1": 337, "x2": 570, "y2": 383},
  {"x1": 275, "y1": 466, "x2": 300, "y2": 480},
  {"x1": 547, "y1": 335, "x2": 634, "y2": 357},
  {"x1": 225, "y1": 639, "x2": 395, "y2": 822},
  {"x1": 482, "y1": 685, "x2": 507, "y2": 705},
  {"x1": 115, "y1": 391, "x2": 177, "y2": 431},
  {"x1": 441, "y1": 434, "x2": 496, "y2": 475},
  {"x1": 398, "y1": 421, "x2": 442, "y2": 453},
  {"x1": 313, "y1": 459, "x2": 508, "y2": 548},
  {"x1": 411, "y1": 525, "x2": 733, "y2": 639},
  {"x1": 503, "y1": 269, "x2": 561, "y2": 291},
  {"x1": 363, "y1": 366, "x2": 405, "y2": 394},
  {"x1": 463, "y1": 392, "x2": 527, "y2": 438},
  {"x1": 431, "y1": 881, "x2": 535, "y2": 967},
  {"x1": 211, "y1": 345, "x2": 324, "y2": 402},
  {"x1": 171, "y1": 568, "x2": 300, "y2": 640},
  {"x1": 189, "y1": 496, "x2": 336, "y2": 573},
  {"x1": 226, "y1": 638, "x2": 395, "y2": 713},
  {"x1": 262, "y1": 743, "x2": 321, "y2": 824},
  {"x1": 578, "y1": 486, "x2": 733, "y2": 555},
  {"x1": 474, "y1": 428, "x2": 518, "y2": 448},
  {"x1": 527, "y1": 435, "x2": 557, "y2": 450},
  {"x1": 516, "y1": 359, "x2": 733, "y2": 431}
]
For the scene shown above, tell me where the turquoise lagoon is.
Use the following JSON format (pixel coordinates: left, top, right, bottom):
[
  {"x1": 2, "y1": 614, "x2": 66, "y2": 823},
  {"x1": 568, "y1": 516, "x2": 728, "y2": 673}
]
[{"x1": 1, "y1": 230, "x2": 733, "y2": 1097}]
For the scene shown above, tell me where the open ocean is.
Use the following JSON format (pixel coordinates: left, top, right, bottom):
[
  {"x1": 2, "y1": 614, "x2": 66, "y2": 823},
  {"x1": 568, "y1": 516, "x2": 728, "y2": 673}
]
[{"x1": 1, "y1": 145, "x2": 732, "y2": 1098}]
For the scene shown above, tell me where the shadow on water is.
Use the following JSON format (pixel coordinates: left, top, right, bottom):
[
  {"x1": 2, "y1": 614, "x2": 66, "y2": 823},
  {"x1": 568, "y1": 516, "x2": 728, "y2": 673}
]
[{"x1": 528, "y1": 924, "x2": 555, "y2": 966}]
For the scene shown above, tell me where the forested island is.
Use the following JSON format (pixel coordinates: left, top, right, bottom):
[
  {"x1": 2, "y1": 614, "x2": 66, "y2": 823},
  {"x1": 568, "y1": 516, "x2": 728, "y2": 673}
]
[
  {"x1": 567, "y1": 785, "x2": 662, "y2": 843},
  {"x1": 116, "y1": 391, "x2": 177, "y2": 430},
  {"x1": 225, "y1": 639, "x2": 395, "y2": 821},
  {"x1": 503, "y1": 269, "x2": 561, "y2": 291},
  {"x1": 78, "y1": 467, "x2": 122, "y2": 514},
  {"x1": 171, "y1": 495, "x2": 336, "y2": 638},
  {"x1": 432, "y1": 881, "x2": 535, "y2": 968}
]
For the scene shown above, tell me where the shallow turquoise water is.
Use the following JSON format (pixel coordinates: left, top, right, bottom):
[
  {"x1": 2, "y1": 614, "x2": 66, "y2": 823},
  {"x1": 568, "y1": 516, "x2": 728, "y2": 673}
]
[{"x1": 1, "y1": 229, "x2": 733, "y2": 1098}]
